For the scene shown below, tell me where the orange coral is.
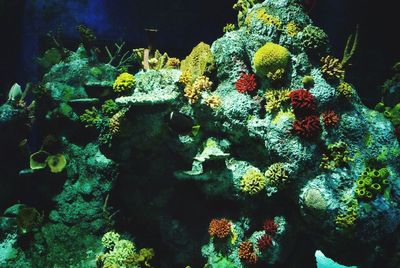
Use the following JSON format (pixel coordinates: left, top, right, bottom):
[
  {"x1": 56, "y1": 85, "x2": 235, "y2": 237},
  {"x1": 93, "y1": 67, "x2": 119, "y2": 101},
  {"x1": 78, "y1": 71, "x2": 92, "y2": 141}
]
[
  {"x1": 238, "y1": 241, "x2": 258, "y2": 264},
  {"x1": 208, "y1": 218, "x2": 231, "y2": 239}
]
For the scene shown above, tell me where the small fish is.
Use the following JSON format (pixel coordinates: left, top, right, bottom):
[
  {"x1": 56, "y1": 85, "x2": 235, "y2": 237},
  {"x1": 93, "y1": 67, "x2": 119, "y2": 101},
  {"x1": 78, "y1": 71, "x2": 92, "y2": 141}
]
[
  {"x1": 8, "y1": 83, "x2": 23, "y2": 102},
  {"x1": 168, "y1": 111, "x2": 194, "y2": 134}
]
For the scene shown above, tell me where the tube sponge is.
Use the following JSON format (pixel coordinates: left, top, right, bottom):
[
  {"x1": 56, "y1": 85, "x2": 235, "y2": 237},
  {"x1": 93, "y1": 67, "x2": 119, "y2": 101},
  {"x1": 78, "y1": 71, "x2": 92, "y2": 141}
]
[{"x1": 253, "y1": 42, "x2": 290, "y2": 80}]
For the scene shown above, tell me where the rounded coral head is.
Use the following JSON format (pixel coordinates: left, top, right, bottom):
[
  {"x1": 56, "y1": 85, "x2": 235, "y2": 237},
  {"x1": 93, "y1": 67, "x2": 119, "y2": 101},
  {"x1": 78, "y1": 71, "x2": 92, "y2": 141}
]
[
  {"x1": 113, "y1": 72, "x2": 135, "y2": 93},
  {"x1": 253, "y1": 42, "x2": 290, "y2": 80},
  {"x1": 208, "y1": 218, "x2": 231, "y2": 239}
]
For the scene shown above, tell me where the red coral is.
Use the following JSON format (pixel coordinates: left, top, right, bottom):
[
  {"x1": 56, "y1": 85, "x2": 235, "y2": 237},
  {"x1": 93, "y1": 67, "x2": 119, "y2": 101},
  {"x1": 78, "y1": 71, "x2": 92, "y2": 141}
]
[
  {"x1": 293, "y1": 115, "x2": 322, "y2": 139},
  {"x1": 208, "y1": 218, "x2": 231, "y2": 239},
  {"x1": 238, "y1": 241, "x2": 258, "y2": 264},
  {"x1": 257, "y1": 234, "x2": 273, "y2": 251},
  {"x1": 262, "y1": 219, "x2": 278, "y2": 235},
  {"x1": 235, "y1": 73, "x2": 257, "y2": 93},
  {"x1": 322, "y1": 110, "x2": 340, "y2": 127},
  {"x1": 289, "y1": 89, "x2": 317, "y2": 117}
]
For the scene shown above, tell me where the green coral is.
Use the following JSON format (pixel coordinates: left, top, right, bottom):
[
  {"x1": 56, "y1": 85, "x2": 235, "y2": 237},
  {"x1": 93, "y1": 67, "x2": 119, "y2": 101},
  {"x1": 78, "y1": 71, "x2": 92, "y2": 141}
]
[
  {"x1": 180, "y1": 42, "x2": 215, "y2": 81},
  {"x1": 320, "y1": 141, "x2": 352, "y2": 170},
  {"x1": 233, "y1": 0, "x2": 256, "y2": 27},
  {"x1": 240, "y1": 168, "x2": 266, "y2": 195},
  {"x1": 355, "y1": 166, "x2": 390, "y2": 201},
  {"x1": 80, "y1": 107, "x2": 102, "y2": 128},
  {"x1": 336, "y1": 196, "x2": 358, "y2": 230},
  {"x1": 302, "y1": 75, "x2": 315, "y2": 89},
  {"x1": 255, "y1": 9, "x2": 281, "y2": 28},
  {"x1": 113, "y1": 72, "x2": 135, "y2": 94},
  {"x1": 253, "y1": 42, "x2": 290, "y2": 80},
  {"x1": 101, "y1": 99, "x2": 119, "y2": 117},
  {"x1": 265, "y1": 162, "x2": 289, "y2": 189},
  {"x1": 383, "y1": 103, "x2": 400, "y2": 126},
  {"x1": 223, "y1": 23, "x2": 236, "y2": 33},
  {"x1": 97, "y1": 231, "x2": 155, "y2": 268},
  {"x1": 301, "y1": 25, "x2": 329, "y2": 54},
  {"x1": 337, "y1": 81, "x2": 354, "y2": 99}
]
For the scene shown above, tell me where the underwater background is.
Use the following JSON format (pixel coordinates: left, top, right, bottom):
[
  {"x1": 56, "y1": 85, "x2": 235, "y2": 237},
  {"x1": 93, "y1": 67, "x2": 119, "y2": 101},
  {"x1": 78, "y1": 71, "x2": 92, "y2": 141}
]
[{"x1": 1, "y1": 0, "x2": 400, "y2": 267}]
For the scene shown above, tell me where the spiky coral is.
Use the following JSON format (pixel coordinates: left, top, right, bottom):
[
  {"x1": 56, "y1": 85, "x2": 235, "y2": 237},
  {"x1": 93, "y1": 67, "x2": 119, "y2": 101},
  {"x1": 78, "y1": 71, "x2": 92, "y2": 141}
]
[
  {"x1": 321, "y1": 110, "x2": 340, "y2": 128},
  {"x1": 262, "y1": 219, "x2": 278, "y2": 234},
  {"x1": 337, "y1": 81, "x2": 354, "y2": 98},
  {"x1": 288, "y1": 89, "x2": 317, "y2": 117},
  {"x1": 238, "y1": 241, "x2": 258, "y2": 264},
  {"x1": 235, "y1": 73, "x2": 257, "y2": 93},
  {"x1": 320, "y1": 141, "x2": 351, "y2": 170},
  {"x1": 321, "y1": 55, "x2": 345, "y2": 80},
  {"x1": 265, "y1": 163, "x2": 289, "y2": 189},
  {"x1": 257, "y1": 234, "x2": 273, "y2": 250},
  {"x1": 292, "y1": 115, "x2": 321, "y2": 139},
  {"x1": 113, "y1": 72, "x2": 135, "y2": 93},
  {"x1": 208, "y1": 218, "x2": 231, "y2": 239},
  {"x1": 253, "y1": 42, "x2": 290, "y2": 80},
  {"x1": 240, "y1": 169, "x2": 267, "y2": 195},
  {"x1": 264, "y1": 89, "x2": 290, "y2": 113}
]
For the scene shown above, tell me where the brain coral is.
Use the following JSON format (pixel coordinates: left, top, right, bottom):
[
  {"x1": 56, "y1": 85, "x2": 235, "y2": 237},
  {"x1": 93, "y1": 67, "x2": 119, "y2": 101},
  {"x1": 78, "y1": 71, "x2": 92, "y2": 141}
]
[
  {"x1": 240, "y1": 169, "x2": 267, "y2": 195},
  {"x1": 265, "y1": 163, "x2": 289, "y2": 189},
  {"x1": 253, "y1": 42, "x2": 290, "y2": 80}
]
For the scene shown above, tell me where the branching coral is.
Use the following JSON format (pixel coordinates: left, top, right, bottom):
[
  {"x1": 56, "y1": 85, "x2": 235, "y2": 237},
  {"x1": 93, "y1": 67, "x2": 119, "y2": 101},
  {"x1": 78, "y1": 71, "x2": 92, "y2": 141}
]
[
  {"x1": 80, "y1": 107, "x2": 102, "y2": 128},
  {"x1": 335, "y1": 197, "x2": 358, "y2": 230},
  {"x1": 179, "y1": 71, "x2": 193, "y2": 86},
  {"x1": 321, "y1": 110, "x2": 340, "y2": 128},
  {"x1": 337, "y1": 81, "x2": 354, "y2": 99},
  {"x1": 240, "y1": 169, "x2": 267, "y2": 195},
  {"x1": 235, "y1": 73, "x2": 257, "y2": 93},
  {"x1": 253, "y1": 42, "x2": 290, "y2": 80},
  {"x1": 286, "y1": 21, "x2": 300, "y2": 37},
  {"x1": 184, "y1": 76, "x2": 213, "y2": 104},
  {"x1": 265, "y1": 163, "x2": 289, "y2": 189},
  {"x1": 238, "y1": 241, "x2": 258, "y2": 264},
  {"x1": 208, "y1": 218, "x2": 231, "y2": 239},
  {"x1": 204, "y1": 95, "x2": 222, "y2": 109},
  {"x1": 288, "y1": 89, "x2": 317, "y2": 116},
  {"x1": 292, "y1": 115, "x2": 322, "y2": 139},
  {"x1": 355, "y1": 166, "x2": 390, "y2": 201},
  {"x1": 97, "y1": 231, "x2": 154, "y2": 268},
  {"x1": 264, "y1": 89, "x2": 290, "y2": 113},
  {"x1": 223, "y1": 23, "x2": 236, "y2": 33},
  {"x1": 320, "y1": 141, "x2": 351, "y2": 170},
  {"x1": 113, "y1": 72, "x2": 135, "y2": 94},
  {"x1": 101, "y1": 99, "x2": 119, "y2": 117},
  {"x1": 255, "y1": 9, "x2": 281, "y2": 28},
  {"x1": 166, "y1": 57, "x2": 180, "y2": 68},
  {"x1": 321, "y1": 56, "x2": 345, "y2": 80}
]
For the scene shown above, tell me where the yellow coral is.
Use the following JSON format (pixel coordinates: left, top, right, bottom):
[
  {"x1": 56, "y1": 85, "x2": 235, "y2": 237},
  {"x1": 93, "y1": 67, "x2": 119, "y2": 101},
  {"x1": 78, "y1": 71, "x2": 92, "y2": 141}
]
[
  {"x1": 109, "y1": 109, "x2": 127, "y2": 136},
  {"x1": 184, "y1": 76, "x2": 213, "y2": 104},
  {"x1": 223, "y1": 23, "x2": 236, "y2": 33},
  {"x1": 113, "y1": 72, "x2": 135, "y2": 93},
  {"x1": 321, "y1": 55, "x2": 345, "y2": 80},
  {"x1": 204, "y1": 95, "x2": 222, "y2": 109},
  {"x1": 101, "y1": 231, "x2": 121, "y2": 250},
  {"x1": 286, "y1": 21, "x2": 300, "y2": 37},
  {"x1": 337, "y1": 81, "x2": 354, "y2": 98},
  {"x1": 335, "y1": 196, "x2": 358, "y2": 230},
  {"x1": 47, "y1": 154, "x2": 67, "y2": 173},
  {"x1": 166, "y1": 57, "x2": 180, "y2": 68},
  {"x1": 254, "y1": 42, "x2": 290, "y2": 80},
  {"x1": 179, "y1": 71, "x2": 193, "y2": 86},
  {"x1": 255, "y1": 9, "x2": 281, "y2": 28},
  {"x1": 265, "y1": 163, "x2": 289, "y2": 189},
  {"x1": 240, "y1": 169, "x2": 266, "y2": 195},
  {"x1": 264, "y1": 89, "x2": 290, "y2": 113}
]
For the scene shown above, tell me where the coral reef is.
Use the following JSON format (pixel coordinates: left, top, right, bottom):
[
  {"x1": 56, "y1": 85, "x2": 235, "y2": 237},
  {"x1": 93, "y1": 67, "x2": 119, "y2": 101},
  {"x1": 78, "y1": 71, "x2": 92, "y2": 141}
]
[{"x1": 253, "y1": 42, "x2": 290, "y2": 80}]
